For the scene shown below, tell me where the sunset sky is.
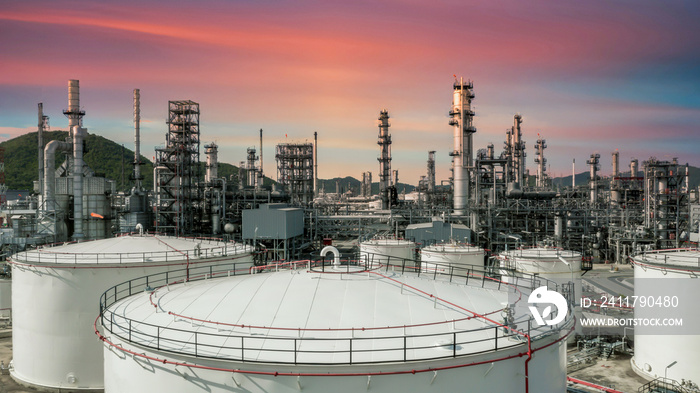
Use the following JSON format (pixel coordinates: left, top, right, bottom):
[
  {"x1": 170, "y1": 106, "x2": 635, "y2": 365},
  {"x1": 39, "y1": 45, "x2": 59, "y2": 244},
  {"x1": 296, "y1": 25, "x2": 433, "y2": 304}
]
[{"x1": 2, "y1": 0, "x2": 699, "y2": 185}]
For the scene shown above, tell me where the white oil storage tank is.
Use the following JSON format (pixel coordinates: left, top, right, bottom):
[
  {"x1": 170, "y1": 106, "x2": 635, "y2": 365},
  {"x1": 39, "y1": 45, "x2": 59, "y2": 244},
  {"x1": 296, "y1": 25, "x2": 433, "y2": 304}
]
[
  {"x1": 9, "y1": 234, "x2": 254, "y2": 391},
  {"x1": 630, "y1": 249, "x2": 700, "y2": 385},
  {"x1": 360, "y1": 238, "x2": 415, "y2": 267},
  {"x1": 421, "y1": 243, "x2": 485, "y2": 272},
  {"x1": 99, "y1": 260, "x2": 573, "y2": 393},
  {"x1": 498, "y1": 247, "x2": 583, "y2": 287},
  {"x1": 498, "y1": 247, "x2": 584, "y2": 335}
]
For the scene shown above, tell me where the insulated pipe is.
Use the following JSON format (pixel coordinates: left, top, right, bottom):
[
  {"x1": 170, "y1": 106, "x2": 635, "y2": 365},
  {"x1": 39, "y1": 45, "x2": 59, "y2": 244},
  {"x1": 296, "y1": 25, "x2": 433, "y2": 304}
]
[
  {"x1": 43, "y1": 140, "x2": 72, "y2": 211},
  {"x1": 320, "y1": 246, "x2": 341, "y2": 267},
  {"x1": 133, "y1": 89, "x2": 141, "y2": 187},
  {"x1": 73, "y1": 125, "x2": 85, "y2": 240}
]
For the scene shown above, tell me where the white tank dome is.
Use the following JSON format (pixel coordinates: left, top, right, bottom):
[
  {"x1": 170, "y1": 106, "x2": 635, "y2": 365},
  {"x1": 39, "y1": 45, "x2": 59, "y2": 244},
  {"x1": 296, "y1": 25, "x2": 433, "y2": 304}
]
[
  {"x1": 99, "y1": 261, "x2": 572, "y2": 393},
  {"x1": 9, "y1": 235, "x2": 254, "y2": 391}
]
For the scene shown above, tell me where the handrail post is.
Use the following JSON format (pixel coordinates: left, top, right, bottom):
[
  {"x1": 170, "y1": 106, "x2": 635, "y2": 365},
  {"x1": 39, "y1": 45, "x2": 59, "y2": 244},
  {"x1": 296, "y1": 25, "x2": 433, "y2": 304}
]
[
  {"x1": 453, "y1": 332, "x2": 456, "y2": 357},
  {"x1": 494, "y1": 326, "x2": 498, "y2": 350},
  {"x1": 403, "y1": 336, "x2": 407, "y2": 362}
]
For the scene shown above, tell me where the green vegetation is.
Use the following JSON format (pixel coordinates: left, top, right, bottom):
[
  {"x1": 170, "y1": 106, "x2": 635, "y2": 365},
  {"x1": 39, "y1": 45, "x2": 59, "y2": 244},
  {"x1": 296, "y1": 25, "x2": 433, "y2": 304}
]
[
  {"x1": 0, "y1": 131, "x2": 278, "y2": 191},
  {"x1": 0, "y1": 131, "x2": 154, "y2": 191}
]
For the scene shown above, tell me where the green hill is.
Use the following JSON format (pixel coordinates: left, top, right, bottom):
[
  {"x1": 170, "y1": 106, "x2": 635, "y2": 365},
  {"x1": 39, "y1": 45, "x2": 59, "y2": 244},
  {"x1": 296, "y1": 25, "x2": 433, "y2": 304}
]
[
  {"x1": 0, "y1": 130, "x2": 155, "y2": 191},
  {"x1": 0, "y1": 131, "x2": 277, "y2": 192}
]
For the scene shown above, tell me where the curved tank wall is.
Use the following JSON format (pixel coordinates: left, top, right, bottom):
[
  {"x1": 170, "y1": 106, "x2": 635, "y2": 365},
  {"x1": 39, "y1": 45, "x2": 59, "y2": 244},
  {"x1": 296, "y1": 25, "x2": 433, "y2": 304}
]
[
  {"x1": 498, "y1": 248, "x2": 583, "y2": 336},
  {"x1": 498, "y1": 248, "x2": 582, "y2": 277},
  {"x1": 420, "y1": 243, "x2": 484, "y2": 271},
  {"x1": 360, "y1": 239, "x2": 415, "y2": 267},
  {"x1": 630, "y1": 249, "x2": 700, "y2": 384},
  {"x1": 100, "y1": 263, "x2": 572, "y2": 393},
  {"x1": 9, "y1": 235, "x2": 254, "y2": 391},
  {"x1": 0, "y1": 277, "x2": 10, "y2": 318}
]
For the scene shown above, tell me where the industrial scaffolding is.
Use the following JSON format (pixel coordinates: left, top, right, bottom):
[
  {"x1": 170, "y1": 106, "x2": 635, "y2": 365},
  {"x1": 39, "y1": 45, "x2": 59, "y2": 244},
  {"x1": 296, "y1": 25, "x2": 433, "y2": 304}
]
[
  {"x1": 276, "y1": 143, "x2": 314, "y2": 205},
  {"x1": 155, "y1": 100, "x2": 201, "y2": 235}
]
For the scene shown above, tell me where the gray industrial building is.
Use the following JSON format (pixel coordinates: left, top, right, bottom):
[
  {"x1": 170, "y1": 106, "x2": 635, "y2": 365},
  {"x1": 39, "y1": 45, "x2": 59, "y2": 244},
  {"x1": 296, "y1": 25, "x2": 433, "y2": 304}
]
[
  {"x1": 242, "y1": 203, "x2": 304, "y2": 261},
  {"x1": 405, "y1": 219, "x2": 472, "y2": 246}
]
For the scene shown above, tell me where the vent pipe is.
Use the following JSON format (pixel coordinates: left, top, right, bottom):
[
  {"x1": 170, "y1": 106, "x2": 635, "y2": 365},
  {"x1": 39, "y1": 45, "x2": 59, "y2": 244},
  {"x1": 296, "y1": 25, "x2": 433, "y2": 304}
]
[
  {"x1": 37, "y1": 103, "x2": 44, "y2": 198},
  {"x1": 258, "y1": 129, "x2": 263, "y2": 189},
  {"x1": 133, "y1": 89, "x2": 142, "y2": 188},
  {"x1": 314, "y1": 131, "x2": 318, "y2": 197}
]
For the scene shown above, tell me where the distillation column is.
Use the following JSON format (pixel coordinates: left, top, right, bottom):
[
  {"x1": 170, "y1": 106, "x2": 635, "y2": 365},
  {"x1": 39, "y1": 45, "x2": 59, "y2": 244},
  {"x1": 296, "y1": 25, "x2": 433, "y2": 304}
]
[
  {"x1": 377, "y1": 110, "x2": 392, "y2": 209},
  {"x1": 611, "y1": 150, "x2": 620, "y2": 205},
  {"x1": 449, "y1": 79, "x2": 476, "y2": 215},
  {"x1": 534, "y1": 135, "x2": 547, "y2": 188},
  {"x1": 247, "y1": 148, "x2": 258, "y2": 187},
  {"x1": 587, "y1": 153, "x2": 600, "y2": 205},
  {"x1": 511, "y1": 115, "x2": 526, "y2": 186},
  {"x1": 205, "y1": 143, "x2": 218, "y2": 183},
  {"x1": 427, "y1": 151, "x2": 436, "y2": 195}
]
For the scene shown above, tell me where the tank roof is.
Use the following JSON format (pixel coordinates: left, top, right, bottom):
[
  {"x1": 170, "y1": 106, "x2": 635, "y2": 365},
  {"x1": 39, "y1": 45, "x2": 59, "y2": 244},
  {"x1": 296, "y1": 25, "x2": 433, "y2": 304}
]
[
  {"x1": 423, "y1": 243, "x2": 484, "y2": 254},
  {"x1": 362, "y1": 238, "x2": 416, "y2": 246},
  {"x1": 102, "y1": 265, "x2": 566, "y2": 365},
  {"x1": 500, "y1": 247, "x2": 581, "y2": 261},
  {"x1": 632, "y1": 249, "x2": 700, "y2": 269},
  {"x1": 10, "y1": 235, "x2": 252, "y2": 265}
]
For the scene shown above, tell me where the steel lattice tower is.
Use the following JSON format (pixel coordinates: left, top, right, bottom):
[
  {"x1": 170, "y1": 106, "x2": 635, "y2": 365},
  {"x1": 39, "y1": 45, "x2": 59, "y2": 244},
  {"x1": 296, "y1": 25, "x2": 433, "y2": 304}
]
[{"x1": 155, "y1": 100, "x2": 201, "y2": 235}]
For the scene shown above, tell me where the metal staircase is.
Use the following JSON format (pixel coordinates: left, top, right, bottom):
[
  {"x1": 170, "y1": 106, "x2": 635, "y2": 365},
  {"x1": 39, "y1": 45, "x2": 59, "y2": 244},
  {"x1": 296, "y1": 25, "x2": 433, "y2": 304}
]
[{"x1": 639, "y1": 378, "x2": 696, "y2": 393}]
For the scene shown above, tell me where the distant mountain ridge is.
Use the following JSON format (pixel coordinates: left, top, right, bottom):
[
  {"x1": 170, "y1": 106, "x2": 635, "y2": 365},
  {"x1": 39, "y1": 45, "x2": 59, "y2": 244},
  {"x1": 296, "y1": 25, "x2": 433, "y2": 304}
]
[
  {"x1": 2, "y1": 131, "x2": 696, "y2": 193},
  {"x1": 318, "y1": 177, "x2": 416, "y2": 195},
  {"x1": 550, "y1": 167, "x2": 700, "y2": 190}
]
